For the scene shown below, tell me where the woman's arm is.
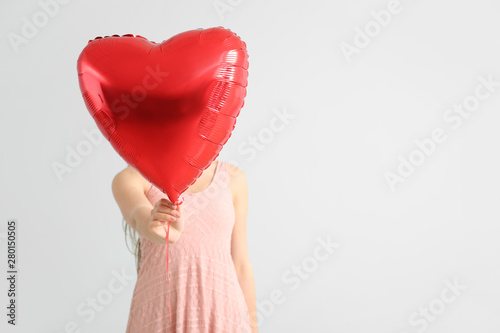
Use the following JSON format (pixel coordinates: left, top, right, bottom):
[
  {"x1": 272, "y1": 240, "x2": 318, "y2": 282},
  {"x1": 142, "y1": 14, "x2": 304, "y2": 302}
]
[
  {"x1": 228, "y1": 164, "x2": 258, "y2": 332},
  {"x1": 111, "y1": 167, "x2": 182, "y2": 244}
]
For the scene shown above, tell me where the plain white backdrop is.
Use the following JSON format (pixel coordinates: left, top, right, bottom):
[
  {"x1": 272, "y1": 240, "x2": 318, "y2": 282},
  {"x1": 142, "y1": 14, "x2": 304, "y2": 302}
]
[{"x1": 1, "y1": 0, "x2": 499, "y2": 332}]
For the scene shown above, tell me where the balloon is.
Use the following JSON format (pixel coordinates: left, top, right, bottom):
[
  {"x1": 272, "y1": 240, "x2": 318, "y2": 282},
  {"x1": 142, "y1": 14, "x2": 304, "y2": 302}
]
[{"x1": 76, "y1": 27, "x2": 249, "y2": 205}]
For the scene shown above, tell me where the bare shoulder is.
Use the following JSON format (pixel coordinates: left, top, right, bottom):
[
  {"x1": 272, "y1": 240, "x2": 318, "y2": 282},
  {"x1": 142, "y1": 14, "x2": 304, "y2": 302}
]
[
  {"x1": 226, "y1": 162, "x2": 246, "y2": 181},
  {"x1": 112, "y1": 166, "x2": 150, "y2": 195},
  {"x1": 225, "y1": 162, "x2": 247, "y2": 202}
]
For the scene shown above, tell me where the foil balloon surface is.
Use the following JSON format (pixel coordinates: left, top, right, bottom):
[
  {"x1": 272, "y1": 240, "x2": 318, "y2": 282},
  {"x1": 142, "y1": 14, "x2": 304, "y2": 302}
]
[{"x1": 77, "y1": 27, "x2": 249, "y2": 204}]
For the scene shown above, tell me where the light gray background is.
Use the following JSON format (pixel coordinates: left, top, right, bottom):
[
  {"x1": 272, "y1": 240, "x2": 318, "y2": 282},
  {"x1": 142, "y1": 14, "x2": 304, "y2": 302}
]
[{"x1": 1, "y1": 0, "x2": 499, "y2": 332}]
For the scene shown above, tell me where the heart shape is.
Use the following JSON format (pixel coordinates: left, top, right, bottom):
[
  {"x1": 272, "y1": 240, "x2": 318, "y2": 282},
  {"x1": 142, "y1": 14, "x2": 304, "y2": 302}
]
[{"x1": 77, "y1": 27, "x2": 249, "y2": 204}]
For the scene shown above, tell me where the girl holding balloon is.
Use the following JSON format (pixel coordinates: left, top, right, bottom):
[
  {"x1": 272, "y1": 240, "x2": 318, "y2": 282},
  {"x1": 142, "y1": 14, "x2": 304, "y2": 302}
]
[
  {"x1": 112, "y1": 159, "x2": 258, "y2": 332},
  {"x1": 77, "y1": 26, "x2": 255, "y2": 332}
]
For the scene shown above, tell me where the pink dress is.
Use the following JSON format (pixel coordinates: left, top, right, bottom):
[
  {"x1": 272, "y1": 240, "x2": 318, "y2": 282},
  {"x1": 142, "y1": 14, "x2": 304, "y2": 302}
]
[{"x1": 126, "y1": 160, "x2": 252, "y2": 333}]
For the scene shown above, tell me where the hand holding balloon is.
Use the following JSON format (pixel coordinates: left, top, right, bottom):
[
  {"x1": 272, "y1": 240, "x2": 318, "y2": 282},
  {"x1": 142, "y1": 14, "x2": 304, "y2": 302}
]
[{"x1": 147, "y1": 198, "x2": 184, "y2": 244}]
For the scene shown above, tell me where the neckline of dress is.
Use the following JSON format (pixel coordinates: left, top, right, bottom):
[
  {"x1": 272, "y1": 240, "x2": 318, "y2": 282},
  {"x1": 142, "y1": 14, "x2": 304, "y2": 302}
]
[{"x1": 184, "y1": 160, "x2": 221, "y2": 196}]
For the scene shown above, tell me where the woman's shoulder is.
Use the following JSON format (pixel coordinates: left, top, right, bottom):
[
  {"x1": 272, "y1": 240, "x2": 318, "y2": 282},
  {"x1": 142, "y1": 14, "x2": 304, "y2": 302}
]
[
  {"x1": 223, "y1": 161, "x2": 245, "y2": 179},
  {"x1": 223, "y1": 161, "x2": 247, "y2": 199},
  {"x1": 112, "y1": 165, "x2": 150, "y2": 195}
]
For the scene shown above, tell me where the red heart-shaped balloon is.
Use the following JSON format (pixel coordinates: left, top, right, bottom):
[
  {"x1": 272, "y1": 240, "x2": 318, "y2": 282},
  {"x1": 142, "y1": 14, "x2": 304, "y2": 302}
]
[{"x1": 77, "y1": 27, "x2": 249, "y2": 204}]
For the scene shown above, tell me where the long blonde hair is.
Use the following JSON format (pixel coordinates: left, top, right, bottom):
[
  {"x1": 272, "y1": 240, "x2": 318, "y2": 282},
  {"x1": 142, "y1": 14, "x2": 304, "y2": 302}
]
[
  {"x1": 122, "y1": 217, "x2": 142, "y2": 274},
  {"x1": 122, "y1": 164, "x2": 143, "y2": 274}
]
